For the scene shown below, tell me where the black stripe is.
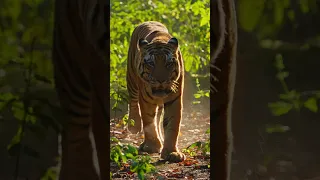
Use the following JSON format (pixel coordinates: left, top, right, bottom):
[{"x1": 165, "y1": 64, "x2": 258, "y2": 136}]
[
  {"x1": 53, "y1": 28, "x2": 92, "y2": 113},
  {"x1": 61, "y1": 87, "x2": 89, "y2": 109},
  {"x1": 68, "y1": 121, "x2": 90, "y2": 128},
  {"x1": 163, "y1": 117, "x2": 170, "y2": 128},
  {"x1": 63, "y1": 2, "x2": 91, "y2": 92},
  {"x1": 67, "y1": 108, "x2": 90, "y2": 118},
  {"x1": 62, "y1": 42, "x2": 91, "y2": 93},
  {"x1": 140, "y1": 72, "x2": 147, "y2": 78},
  {"x1": 138, "y1": 63, "x2": 143, "y2": 71},
  {"x1": 164, "y1": 94, "x2": 181, "y2": 107},
  {"x1": 55, "y1": 39, "x2": 91, "y2": 105},
  {"x1": 140, "y1": 94, "x2": 150, "y2": 104},
  {"x1": 127, "y1": 77, "x2": 139, "y2": 96},
  {"x1": 172, "y1": 69, "x2": 179, "y2": 75},
  {"x1": 145, "y1": 90, "x2": 154, "y2": 100},
  {"x1": 140, "y1": 93, "x2": 157, "y2": 106},
  {"x1": 146, "y1": 112, "x2": 156, "y2": 117}
]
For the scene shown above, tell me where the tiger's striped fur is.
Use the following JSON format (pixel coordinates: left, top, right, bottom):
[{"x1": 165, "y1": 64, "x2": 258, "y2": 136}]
[
  {"x1": 211, "y1": 0, "x2": 237, "y2": 179},
  {"x1": 52, "y1": 0, "x2": 109, "y2": 179},
  {"x1": 127, "y1": 21, "x2": 185, "y2": 162}
]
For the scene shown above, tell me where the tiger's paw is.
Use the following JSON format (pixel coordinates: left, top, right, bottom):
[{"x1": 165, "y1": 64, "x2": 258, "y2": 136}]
[
  {"x1": 161, "y1": 149, "x2": 186, "y2": 163},
  {"x1": 138, "y1": 140, "x2": 162, "y2": 154}
]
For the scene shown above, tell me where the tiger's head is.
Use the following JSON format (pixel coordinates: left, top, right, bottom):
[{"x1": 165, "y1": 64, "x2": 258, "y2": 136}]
[{"x1": 137, "y1": 36, "x2": 181, "y2": 98}]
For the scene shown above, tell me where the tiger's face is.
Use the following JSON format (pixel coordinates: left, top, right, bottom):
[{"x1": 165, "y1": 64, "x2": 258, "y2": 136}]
[{"x1": 138, "y1": 37, "x2": 181, "y2": 98}]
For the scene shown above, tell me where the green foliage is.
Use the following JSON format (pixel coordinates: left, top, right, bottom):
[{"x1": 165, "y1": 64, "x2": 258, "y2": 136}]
[
  {"x1": 110, "y1": 143, "x2": 138, "y2": 166},
  {"x1": 0, "y1": 0, "x2": 61, "y2": 179},
  {"x1": 110, "y1": 0, "x2": 210, "y2": 110},
  {"x1": 130, "y1": 155, "x2": 155, "y2": 180},
  {"x1": 304, "y1": 97, "x2": 318, "y2": 112},
  {"x1": 268, "y1": 54, "x2": 319, "y2": 116},
  {"x1": 183, "y1": 128, "x2": 210, "y2": 157},
  {"x1": 40, "y1": 166, "x2": 58, "y2": 180},
  {"x1": 267, "y1": 54, "x2": 319, "y2": 133},
  {"x1": 120, "y1": 113, "x2": 134, "y2": 127},
  {"x1": 238, "y1": 0, "x2": 266, "y2": 32},
  {"x1": 193, "y1": 78, "x2": 210, "y2": 104},
  {"x1": 265, "y1": 124, "x2": 290, "y2": 134},
  {"x1": 110, "y1": 136, "x2": 155, "y2": 180},
  {"x1": 238, "y1": 0, "x2": 319, "y2": 39}
]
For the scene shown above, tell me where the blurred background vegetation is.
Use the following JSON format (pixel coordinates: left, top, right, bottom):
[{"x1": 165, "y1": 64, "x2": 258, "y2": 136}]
[
  {"x1": 233, "y1": 0, "x2": 320, "y2": 179},
  {"x1": 0, "y1": 0, "x2": 319, "y2": 179}
]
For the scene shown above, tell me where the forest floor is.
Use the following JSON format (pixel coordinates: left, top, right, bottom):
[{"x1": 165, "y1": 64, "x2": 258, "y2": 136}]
[{"x1": 110, "y1": 105, "x2": 210, "y2": 180}]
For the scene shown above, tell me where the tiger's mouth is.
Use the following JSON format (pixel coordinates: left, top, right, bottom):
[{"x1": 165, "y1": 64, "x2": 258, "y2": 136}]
[{"x1": 151, "y1": 88, "x2": 172, "y2": 97}]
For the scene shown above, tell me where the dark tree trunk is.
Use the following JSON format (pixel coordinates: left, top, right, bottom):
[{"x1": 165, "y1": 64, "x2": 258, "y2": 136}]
[{"x1": 210, "y1": 0, "x2": 237, "y2": 179}]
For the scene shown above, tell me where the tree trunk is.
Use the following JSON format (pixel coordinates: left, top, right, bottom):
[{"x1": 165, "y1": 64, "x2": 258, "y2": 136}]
[{"x1": 210, "y1": 0, "x2": 237, "y2": 179}]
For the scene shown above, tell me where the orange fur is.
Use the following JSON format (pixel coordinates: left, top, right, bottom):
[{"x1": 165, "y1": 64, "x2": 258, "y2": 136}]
[{"x1": 127, "y1": 21, "x2": 185, "y2": 162}]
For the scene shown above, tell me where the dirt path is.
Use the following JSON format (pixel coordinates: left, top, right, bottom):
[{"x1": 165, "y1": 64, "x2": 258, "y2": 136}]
[{"x1": 110, "y1": 104, "x2": 210, "y2": 179}]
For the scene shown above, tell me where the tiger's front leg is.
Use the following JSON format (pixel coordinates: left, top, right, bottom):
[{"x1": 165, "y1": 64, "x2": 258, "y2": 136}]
[
  {"x1": 127, "y1": 100, "x2": 142, "y2": 134},
  {"x1": 138, "y1": 96, "x2": 163, "y2": 153},
  {"x1": 161, "y1": 96, "x2": 185, "y2": 162}
]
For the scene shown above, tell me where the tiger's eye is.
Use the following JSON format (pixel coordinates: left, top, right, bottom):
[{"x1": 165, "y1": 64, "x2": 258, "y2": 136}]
[{"x1": 147, "y1": 61, "x2": 155, "y2": 67}]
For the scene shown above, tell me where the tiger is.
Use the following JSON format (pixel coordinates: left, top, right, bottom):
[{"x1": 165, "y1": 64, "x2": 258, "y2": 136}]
[
  {"x1": 126, "y1": 21, "x2": 186, "y2": 163},
  {"x1": 52, "y1": 0, "x2": 109, "y2": 180}
]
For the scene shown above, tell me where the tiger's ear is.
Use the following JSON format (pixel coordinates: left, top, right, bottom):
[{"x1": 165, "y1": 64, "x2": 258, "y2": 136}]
[
  {"x1": 168, "y1": 37, "x2": 178, "y2": 48},
  {"x1": 138, "y1": 39, "x2": 149, "y2": 49}
]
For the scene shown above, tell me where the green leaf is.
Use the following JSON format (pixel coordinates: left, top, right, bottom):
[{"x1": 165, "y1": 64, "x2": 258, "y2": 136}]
[
  {"x1": 120, "y1": 154, "x2": 127, "y2": 163},
  {"x1": 275, "y1": 54, "x2": 285, "y2": 70},
  {"x1": 279, "y1": 90, "x2": 300, "y2": 101},
  {"x1": 12, "y1": 102, "x2": 24, "y2": 121},
  {"x1": 266, "y1": 124, "x2": 290, "y2": 133},
  {"x1": 126, "y1": 144, "x2": 138, "y2": 156},
  {"x1": 205, "y1": 128, "x2": 210, "y2": 134},
  {"x1": 276, "y1": 71, "x2": 289, "y2": 80},
  {"x1": 7, "y1": 125, "x2": 23, "y2": 154},
  {"x1": 287, "y1": 10, "x2": 295, "y2": 21},
  {"x1": 192, "y1": 101, "x2": 201, "y2": 104},
  {"x1": 299, "y1": 0, "x2": 309, "y2": 13},
  {"x1": 41, "y1": 167, "x2": 58, "y2": 180},
  {"x1": 194, "y1": 93, "x2": 202, "y2": 99},
  {"x1": 268, "y1": 101, "x2": 293, "y2": 116},
  {"x1": 110, "y1": 137, "x2": 120, "y2": 143},
  {"x1": 34, "y1": 74, "x2": 52, "y2": 84},
  {"x1": 200, "y1": 13, "x2": 209, "y2": 27},
  {"x1": 238, "y1": 0, "x2": 266, "y2": 32},
  {"x1": 187, "y1": 141, "x2": 202, "y2": 149},
  {"x1": 130, "y1": 162, "x2": 139, "y2": 172},
  {"x1": 138, "y1": 170, "x2": 145, "y2": 180},
  {"x1": 304, "y1": 98, "x2": 318, "y2": 112},
  {"x1": 273, "y1": 0, "x2": 284, "y2": 25},
  {"x1": 283, "y1": 0, "x2": 290, "y2": 8},
  {"x1": 129, "y1": 119, "x2": 135, "y2": 126},
  {"x1": 0, "y1": 92, "x2": 16, "y2": 101},
  {"x1": 125, "y1": 153, "x2": 135, "y2": 159}
]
